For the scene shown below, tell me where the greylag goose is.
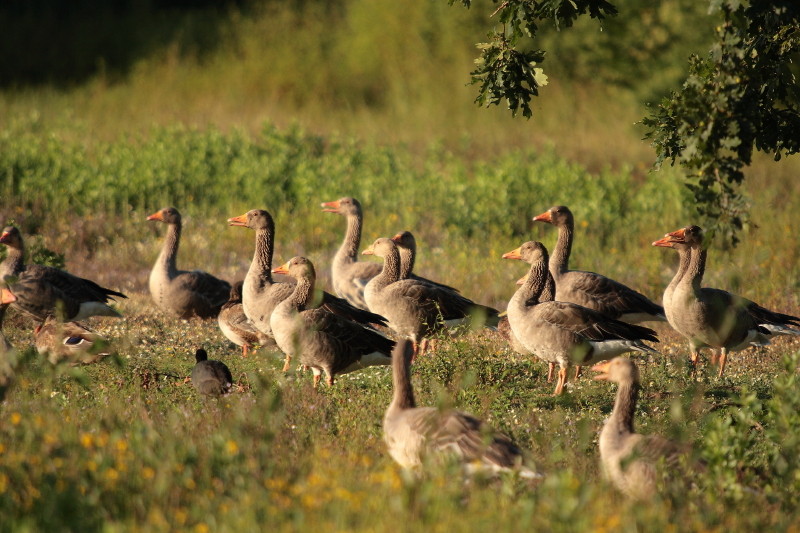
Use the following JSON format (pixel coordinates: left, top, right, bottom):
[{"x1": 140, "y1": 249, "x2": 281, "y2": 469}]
[
  {"x1": 0, "y1": 288, "x2": 15, "y2": 352},
  {"x1": 498, "y1": 268, "x2": 559, "y2": 381},
  {"x1": 228, "y1": 209, "x2": 387, "y2": 342},
  {"x1": 363, "y1": 238, "x2": 501, "y2": 353},
  {"x1": 502, "y1": 241, "x2": 659, "y2": 395},
  {"x1": 147, "y1": 207, "x2": 231, "y2": 319},
  {"x1": 0, "y1": 288, "x2": 16, "y2": 402},
  {"x1": 34, "y1": 317, "x2": 111, "y2": 365},
  {"x1": 384, "y1": 339, "x2": 541, "y2": 478},
  {"x1": 191, "y1": 348, "x2": 233, "y2": 396},
  {"x1": 271, "y1": 256, "x2": 394, "y2": 386},
  {"x1": 653, "y1": 226, "x2": 800, "y2": 376},
  {"x1": 320, "y1": 197, "x2": 382, "y2": 310},
  {"x1": 389, "y1": 231, "x2": 458, "y2": 291},
  {"x1": 532, "y1": 206, "x2": 665, "y2": 323},
  {"x1": 593, "y1": 357, "x2": 689, "y2": 499},
  {"x1": 0, "y1": 225, "x2": 127, "y2": 321},
  {"x1": 5, "y1": 272, "x2": 122, "y2": 322},
  {"x1": 218, "y1": 281, "x2": 271, "y2": 356}
]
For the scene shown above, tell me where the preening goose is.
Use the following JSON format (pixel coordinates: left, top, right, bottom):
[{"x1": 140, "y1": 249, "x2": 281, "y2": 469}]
[
  {"x1": 218, "y1": 281, "x2": 272, "y2": 356},
  {"x1": 389, "y1": 231, "x2": 458, "y2": 291},
  {"x1": 653, "y1": 226, "x2": 800, "y2": 376},
  {"x1": 147, "y1": 207, "x2": 230, "y2": 319},
  {"x1": 593, "y1": 357, "x2": 689, "y2": 500},
  {"x1": 271, "y1": 256, "x2": 394, "y2": 387},
  {"x1": 320, "y1": 197, "x2": 383, "y2": 310},
  {"x1": 191, "y1": 348, "x2": 233, "y2": 396},
  {"x1": 532, "y1": 206, "x2": 665, "y2": 323},
  {"x1": 502, "y1": 241, "x2": 659, "y2": 395},
  {"x1": 228, "y1": 209, "x2": 387, "y2": 342},
  {"x1": 34, "y1": 317, "x2": 111, "y2": 365},
  {"x1": 384, "y1": 339, "x2": 541, "y2": 478},
  {"x1": 0, "y1": 225, "x2": 126, "y2": 322},
  {"x1": 363, "y1": 238, "x2": 501, "y2": 353}
]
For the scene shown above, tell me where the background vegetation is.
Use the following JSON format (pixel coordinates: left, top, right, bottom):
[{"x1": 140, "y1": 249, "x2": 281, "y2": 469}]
[{"x1": 1, "y1": 0, "x2": 799, "y2": 530}]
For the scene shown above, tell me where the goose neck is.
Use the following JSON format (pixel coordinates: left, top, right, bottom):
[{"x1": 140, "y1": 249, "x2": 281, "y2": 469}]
[
  {"x1": 608, "y1": 381, "x2": 639, "y2": 435},
  {"x1": 250, "y1": 227, "x2": 274, "y2": 283},
  {"x1": 398, "y1": 247, "x2": 415, "y2": 279},
  {"x1": 338, "y1": 213, "x2": 363, "y2": 263},
  {"x1": 390, "y1": 348, "x2": 416, "y2": 411},
  {"x1": 158, "y1": 222, "x2": 181, "y2": 276},
  {"x1": 551, "y1": 221, "x2": 573, "y2": 275}
]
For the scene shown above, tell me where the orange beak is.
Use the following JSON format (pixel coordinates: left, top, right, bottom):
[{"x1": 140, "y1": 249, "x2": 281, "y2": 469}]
[
  {"x1": 362, "y1": 244, "x2": 375, "y2": 256},
  {"x1": 0, "y1": 287, "x2": 17, "y2": 305},
  {"x1": 652, "y1": 227, "x2": 686, "y2": 247},
  {"x1": 0, "y1": 231, "x2": 11, "y2": 244},
  {"x1": 321, "y1": 200, "x2": 340, "y2": 213},
  {"x1": 146, "y1": 210, "x2": 164, "y2": 222},
  {"x1": 502, "y1": 246, "x2": 523, "y2": 260},
  {"x1": 390, "y1": 233, "x2": 403, "y2": 242},
  {"x1": 532, "y1": 210, "x2": 552, "y2": 223},
  {"x1": 228, "y1": 214, "x2": 248, "y2": 227},
  {"x1": 591, "y1": 360, "x2": 612, "y2": 380},
  {"x1": 272, "y1": 261, "x2": 290, "y2": 275}
]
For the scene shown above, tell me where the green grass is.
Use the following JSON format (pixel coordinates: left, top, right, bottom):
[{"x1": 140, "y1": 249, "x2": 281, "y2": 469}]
[{"x1": 2, "y1": 295, "x2": 800, "y2": 531}]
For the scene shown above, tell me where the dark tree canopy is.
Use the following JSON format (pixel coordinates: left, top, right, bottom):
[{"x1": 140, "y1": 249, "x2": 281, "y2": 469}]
[{"x1": 452, "y1": 0, "x2": 800, "y2": 246}]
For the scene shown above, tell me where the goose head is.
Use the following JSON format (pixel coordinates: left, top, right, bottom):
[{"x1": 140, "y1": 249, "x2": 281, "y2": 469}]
[
  {"x1": 272, "y1": 256, "x2": 316, "y2": 282},
  {"x1": 532, "y1": 205, "x2": 573, "y2": 227},
  {"x1": 502, "y1": 241, "x2": 548, "y2": 265},
  {"x1": 227, "y1": 209, "x2": 273, "y2": 231},
  {"x1": 147, "y1": 207, "x2": 181, "y2": 225},
  {"x1": 362, "y1": 237, "x2": 398, "y2": 259},
  {"x1": 592, "y1": 357, "x2": 640, "y2": 384},
  {"x1": 321, "y1": 197, "x2": 362, "y2": 217}
]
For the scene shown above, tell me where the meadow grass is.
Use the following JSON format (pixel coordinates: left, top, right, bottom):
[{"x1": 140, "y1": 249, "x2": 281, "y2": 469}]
[
  {"x1": 1, "y1": 294, "x2": 799, "y2": 531},
  {"x1": 1, "y1": 1, "x2": 800, "y2": 529}
]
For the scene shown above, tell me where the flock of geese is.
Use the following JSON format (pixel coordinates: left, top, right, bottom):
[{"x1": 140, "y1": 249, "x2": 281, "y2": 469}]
[{"x1": 1, "y1": 198, "x2": 799, "y2": 499}]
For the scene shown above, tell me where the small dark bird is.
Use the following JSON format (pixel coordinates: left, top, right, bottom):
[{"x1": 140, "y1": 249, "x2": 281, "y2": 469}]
[{"x1": 191, "y1": 348, "x2": 233, "y2": 396}]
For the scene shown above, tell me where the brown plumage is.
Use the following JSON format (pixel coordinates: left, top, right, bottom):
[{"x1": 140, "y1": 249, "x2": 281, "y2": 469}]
[
  {"x1": 503, "y1": 241, "x2": 659, "y2": 395},
  {"x1": 389, "y1": 231, "x2": 459, "y2": 291},
  {"x1": 228, "y1": 209, "x2": 387, "y2": 343},
  {"x1": 363, "y1": 238, "x2": 500, "y2": 352},
  {"x1": 532, "y1": 206, "x2": 665, "y2": 323},
  {"x1": 147, "y1": 207, "x2": 230, "y2": 319},
  {"x1": 270, "y1": 256, "x2": 394, "y2": 387},
  {"x1": 383, "y1": 339, "x2": 542, "y2": 478},
  {"x1": 320, "y1": 197, "x2": 383, "y2": 310},
  {"x1": 593, "y1": 357, "x2": 690, "y2": 499},
  {"x1": 653, "y1": 225, "x2": 800, "y2": 376},
  {"x1": 34, "y1": 317, "x2": 111, "y2": 365},
  {"x1": 0, "y1": 225, "x2": 126, "y2": 322},
  {"x1": 218, "y1": 281, "x2": 272, "y2": 356}
]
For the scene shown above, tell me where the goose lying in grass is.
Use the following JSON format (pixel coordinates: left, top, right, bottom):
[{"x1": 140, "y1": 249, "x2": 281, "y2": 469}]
[
  {"x1": 1, "y1": 225, "x2": 126, "y2": 323},
  {"x1": 593, "y1": 357, "x2": 690, "y2": 499},
  {"x1": 383, "y1": 339, "x2": 541, "y2": 479},
  {"x1": 34, "y1": 317, "x2": 111, "y2": 365},
  {"x1": 147, "y1": 207, "x2": 231, "y2": 319}
]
